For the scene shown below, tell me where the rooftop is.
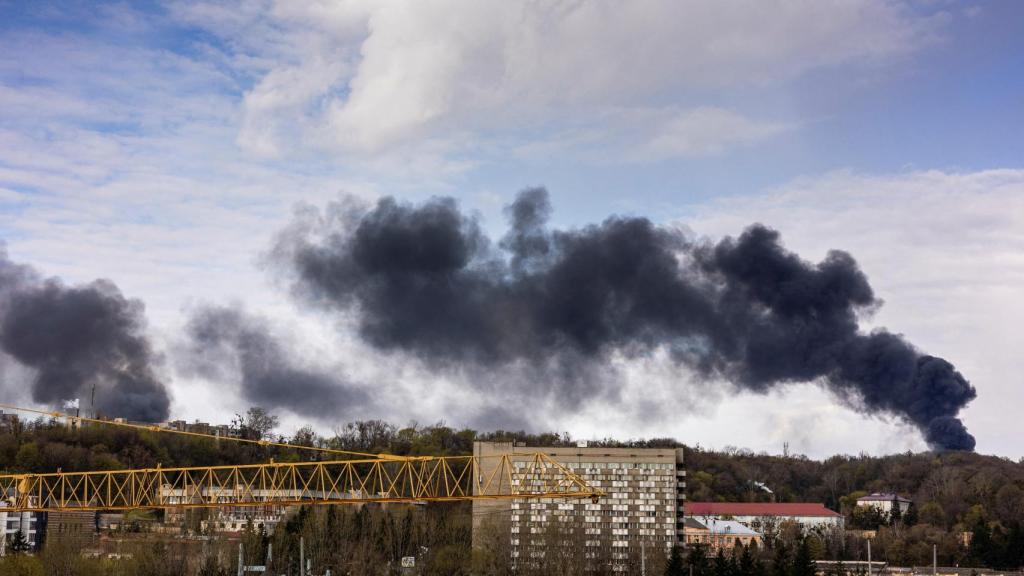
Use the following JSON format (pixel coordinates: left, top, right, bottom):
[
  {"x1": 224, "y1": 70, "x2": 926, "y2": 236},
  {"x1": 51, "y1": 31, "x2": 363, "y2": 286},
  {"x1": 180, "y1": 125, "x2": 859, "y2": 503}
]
[
  {"x1": 857, "y1": 493, "x2": 911, "y2": 502},
  {"x1": 686, "y1": 518, "x2": 761, "y2": 537},
  {"x1": 686, "y1": 502, "x2": 842, "y2": 518}
]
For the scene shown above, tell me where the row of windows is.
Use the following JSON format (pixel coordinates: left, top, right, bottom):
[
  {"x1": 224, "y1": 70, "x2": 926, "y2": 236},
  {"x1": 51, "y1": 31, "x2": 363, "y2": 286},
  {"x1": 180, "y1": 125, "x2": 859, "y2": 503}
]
[
  {"x1": 513, "y1": 521, "x2": 676, "y2": 531},
  {"x1": 563, "y1": 462, "x2": 675, "y2": 470}
]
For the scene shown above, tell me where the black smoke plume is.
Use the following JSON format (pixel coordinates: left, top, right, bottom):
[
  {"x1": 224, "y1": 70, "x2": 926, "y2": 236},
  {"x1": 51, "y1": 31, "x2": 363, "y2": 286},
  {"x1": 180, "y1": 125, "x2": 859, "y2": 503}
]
[
  {"x1": 273, "y1": 189, "x2": 977, "y2": 451},
  {"x1": 0, "y1": 247, "x2": 170, "y2": 422},
  {"x1": 183, "y1": 305, "x2": 368, "y2": 419}
]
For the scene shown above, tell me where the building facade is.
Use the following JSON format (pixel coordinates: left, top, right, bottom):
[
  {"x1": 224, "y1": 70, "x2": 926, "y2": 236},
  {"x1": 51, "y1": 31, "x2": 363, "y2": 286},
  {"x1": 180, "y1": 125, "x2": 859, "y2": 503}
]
[
  {"x1": 856, "y1": 493, "x2": 911, "y2": 517},
  {"x1": 44, "y1": 510, "x2": 97, "y2": 548},
  {"x1": 682, "y1": 518, "x2": 762, "y2": 553},
  {"x1": 472, "y1": 442, "x2": 685, "y2": 571},
  {"x1": 685, "y1": 502, "x2": 844, "y2": 537},
  {"x1": 0, "y1": 503, "x2": 42, "y2": 555}
]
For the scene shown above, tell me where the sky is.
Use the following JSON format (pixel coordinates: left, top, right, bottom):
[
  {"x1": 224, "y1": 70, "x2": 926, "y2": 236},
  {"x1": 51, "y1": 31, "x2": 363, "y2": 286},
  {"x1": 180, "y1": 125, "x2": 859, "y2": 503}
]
[{"x1": 0, "y1": 0, "x2": 1022, "y2": 459}]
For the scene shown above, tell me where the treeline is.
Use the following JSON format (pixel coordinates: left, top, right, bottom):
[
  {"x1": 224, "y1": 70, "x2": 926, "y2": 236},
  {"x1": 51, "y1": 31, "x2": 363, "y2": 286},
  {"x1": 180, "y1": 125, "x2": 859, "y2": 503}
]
[{"x1": 1, "y1": 410, "x2": 1024, "y2": 572}]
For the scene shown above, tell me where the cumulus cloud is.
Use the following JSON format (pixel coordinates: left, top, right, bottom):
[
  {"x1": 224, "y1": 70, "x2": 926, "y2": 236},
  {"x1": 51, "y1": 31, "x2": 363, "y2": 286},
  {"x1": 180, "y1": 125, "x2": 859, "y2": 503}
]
[{"x1": 194, "y1": 0, "x2": 946, "y2": 156}]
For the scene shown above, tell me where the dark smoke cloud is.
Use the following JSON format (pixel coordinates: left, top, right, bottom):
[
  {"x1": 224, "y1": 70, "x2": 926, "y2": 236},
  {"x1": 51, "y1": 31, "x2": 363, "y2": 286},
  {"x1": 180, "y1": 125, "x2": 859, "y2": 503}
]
[
  {"x1": 182, "y1": 305, "x2": 369, "y2": 419},
  {"x1": 0, "y1": 247, "x2": 170, "y2": 422},
  {"x1": 272, "y1": 189, "x2": 977, "y2": 451}
]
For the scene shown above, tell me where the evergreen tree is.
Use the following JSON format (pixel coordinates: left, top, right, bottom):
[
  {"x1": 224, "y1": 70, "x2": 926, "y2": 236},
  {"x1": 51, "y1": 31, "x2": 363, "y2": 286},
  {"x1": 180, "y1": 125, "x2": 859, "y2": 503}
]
[
  {"x1": 969, "y1": 519, "x2": 995, "y2": 567},
  {"x1": 903, "y1": 502, "x2": 918, "y2": 527},
  {"x1": 688, "y1": 545, "x2": 711, "y2": 576},
  {"x1": 7, "y1": 530, "x2": 30, "y2": 554},
  {"x1": 890, "y1": 498, "x2": 903, "y2": 525},
  {"x1": 1003, "y1": 522, "x2": 1024, "y2": 570},
  {"x1": 666, "y1": 544, "x2": 686, "y2": 576},
  {"x1": 713, "y1": 548, "x2": 731, "y2": 576},
  {"x1": 738, "y1": 544, "x2": 755, "y2": 576},
  {"x1": 771, "y1": 542, "x2": 791, "y2": 576},
  {"x1": 792, "y1": 537, "x2": 817, "y2": 576}
]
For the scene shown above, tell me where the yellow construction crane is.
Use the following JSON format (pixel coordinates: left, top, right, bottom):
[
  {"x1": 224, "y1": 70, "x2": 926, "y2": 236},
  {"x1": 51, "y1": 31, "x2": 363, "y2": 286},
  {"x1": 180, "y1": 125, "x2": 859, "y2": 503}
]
[{"x1": 0, "y1": 404, "x2": 602, "y2": 512}]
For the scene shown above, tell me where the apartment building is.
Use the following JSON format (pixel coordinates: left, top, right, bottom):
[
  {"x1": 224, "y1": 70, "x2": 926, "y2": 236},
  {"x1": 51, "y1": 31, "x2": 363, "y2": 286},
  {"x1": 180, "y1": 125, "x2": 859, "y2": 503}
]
[
  {"x1": 0, "y1": 502, "x2": 42, "y2": 555},
  {"x1": 472, "y1": 441, "x2": 685, "y2": 570}
]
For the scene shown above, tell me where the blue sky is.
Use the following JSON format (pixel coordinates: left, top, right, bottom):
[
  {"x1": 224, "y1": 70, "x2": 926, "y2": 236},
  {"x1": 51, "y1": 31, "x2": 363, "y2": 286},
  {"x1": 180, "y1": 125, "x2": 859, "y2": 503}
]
[{"x1": 0, "y1": 0, "x2": 1022, "y2": 458}]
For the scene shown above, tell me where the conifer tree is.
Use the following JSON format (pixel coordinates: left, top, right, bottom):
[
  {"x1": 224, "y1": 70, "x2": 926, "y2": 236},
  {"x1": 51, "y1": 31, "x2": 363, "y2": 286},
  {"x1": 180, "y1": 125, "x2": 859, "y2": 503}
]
[
  {"x1": 688, "y1": 544, "x2": 711, "y2": 576},
  {"x1": 792, "y1": 537, "x2": 817, "y2": 576},
  {"x1": 771, "y1": 541, "x2": 791, "y2": 576},
  {"x1": 739, "y1": 544, "x2": 755, "y2": 576},
  {"x1": 665, "y1": 543, "x2": 685, "y2": 576},
  {"x1": 7, "y1": 530, "x2": 30, "y2": 554}
]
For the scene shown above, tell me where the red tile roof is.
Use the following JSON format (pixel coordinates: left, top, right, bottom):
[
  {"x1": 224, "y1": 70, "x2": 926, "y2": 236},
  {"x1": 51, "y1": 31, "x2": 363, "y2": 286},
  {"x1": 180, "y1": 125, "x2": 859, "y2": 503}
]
[{"x1": 686, "y1": 502, "x2": 841, "y2": 518}]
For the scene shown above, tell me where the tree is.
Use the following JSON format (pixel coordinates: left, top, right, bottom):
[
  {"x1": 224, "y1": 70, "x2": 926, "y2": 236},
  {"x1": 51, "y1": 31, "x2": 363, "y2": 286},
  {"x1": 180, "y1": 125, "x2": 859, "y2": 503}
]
[
  {"x1": 903, "y1": 502, "x2": 918, "y2": 526},
  {"x1": 234, "y1": 407, "x2": 279, "y2": 441},
  {"x1": 738, "y1": 544, "x2": 755, "y2": 576},
  {"x1": 666, "y1": 544, "x2": 685, "y2": 576},
  {"x1": 771, "y1": 542, "x2": 791, "y2": 576},
  {"x1": 889, "y1": 498, "x2": 902, "y2": 525},
  {"x1": 917, "y1": 502, "x2": 946, "y2": 527},
  {"x1": 689, "y1": 544, "x2": 711, "y2": 576},
  {"x1": 792, "y1": 538, "x2": 816, "y2": 576},
  {"x1": 712, "y1": 548, "x2": 737, "y2": 576},
  {"x1": 968, "y1": 520, "x2": 994, "y2": 568},
  {"x1": 7, "y1": 530, "x2": 31, "y2": 554}
]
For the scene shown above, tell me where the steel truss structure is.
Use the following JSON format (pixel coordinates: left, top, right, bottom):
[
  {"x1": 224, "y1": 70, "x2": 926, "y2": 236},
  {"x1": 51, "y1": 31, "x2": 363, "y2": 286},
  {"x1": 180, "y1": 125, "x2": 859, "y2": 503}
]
[{"x1": 0, "y1": 453, "x2": 601, "y2": 512}]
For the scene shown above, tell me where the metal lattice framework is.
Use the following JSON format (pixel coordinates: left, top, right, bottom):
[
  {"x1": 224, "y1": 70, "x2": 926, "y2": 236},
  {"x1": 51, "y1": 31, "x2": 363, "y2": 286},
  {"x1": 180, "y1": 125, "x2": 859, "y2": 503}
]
[{"x1": 0, "y1": 453, "x2": 601, "y2": 512}]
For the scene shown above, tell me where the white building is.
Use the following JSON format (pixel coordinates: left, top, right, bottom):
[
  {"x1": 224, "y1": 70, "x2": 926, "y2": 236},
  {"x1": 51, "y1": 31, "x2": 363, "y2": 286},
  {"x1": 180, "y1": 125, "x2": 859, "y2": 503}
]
[
  {"x1": 856, "y1": 493, "x2": 911, "y2": 516},
  {"x1": 685, "y1": 502, "x2": 844, "y2": 534},
  {"x1": 0, "y1": 501, "x2": 41, "y2": 555},
  {"x1": 159, "y1": 486, "x2": 349, "y2": 534}
]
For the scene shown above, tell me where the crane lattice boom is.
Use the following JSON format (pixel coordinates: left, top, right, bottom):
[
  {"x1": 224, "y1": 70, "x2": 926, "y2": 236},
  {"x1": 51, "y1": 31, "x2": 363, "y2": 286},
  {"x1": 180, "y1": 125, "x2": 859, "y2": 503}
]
[{"x1": 0, "y1": 453, "x2": 600, "y2": 512}]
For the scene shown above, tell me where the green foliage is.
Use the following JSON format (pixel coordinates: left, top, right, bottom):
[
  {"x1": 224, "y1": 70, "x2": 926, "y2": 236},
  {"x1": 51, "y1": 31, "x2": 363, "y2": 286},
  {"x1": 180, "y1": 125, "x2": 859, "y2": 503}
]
[
  {"x1": 3, "y1": 413, "x2": 1024, "y2": 573},
  {"x1": 791, "y1": 537, "x2": 817, "y2": 576},
  {"x1": 688, "y1": 544, "x2": 711, "y2": 576},
  {"x1": 771, "y1": 542, "x2": 791, "y2": 576},
  {"x1": 7, "y1": 529, "x2": 31, "y2": 554},
  {"x1": 849, "y1": 505, "x2": 889, "y2": 529},
  {"x1": 666, "y1": 544, "x2": 685, "y2": 576},
  {"x1": 0, "y1": 554, "x2": 44, "y2": 576}
]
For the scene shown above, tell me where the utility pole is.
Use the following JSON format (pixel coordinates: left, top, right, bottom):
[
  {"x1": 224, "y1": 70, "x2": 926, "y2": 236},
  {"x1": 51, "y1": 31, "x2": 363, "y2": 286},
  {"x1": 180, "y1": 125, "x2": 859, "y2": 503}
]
[
  {"x1": 867, "y1": 539, "x2": 871, "y2": 576},
  {"x1": 641, "y1": 540, "x2": 646, "y2": 576},
  {"x1": 237, "y1": 543, "x2": 244, "y2": 576},
  {"x1": 300, "y1": 537, "x2": 305, "y2": 576},
  {"x1": 933, "y1": 544, "x2": 937, "y2": 575}
]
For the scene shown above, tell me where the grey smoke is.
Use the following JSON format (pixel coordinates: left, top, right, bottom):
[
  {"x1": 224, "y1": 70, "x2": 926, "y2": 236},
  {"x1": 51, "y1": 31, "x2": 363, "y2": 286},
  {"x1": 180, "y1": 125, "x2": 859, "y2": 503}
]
[
  {"x1": 271, "y1": 188, "x2": 977, "y2": 451},
  {"x1": 0, "y1": 246, "x2": 170, "y2": 422},
  {"x1": 183, "y1": 305, "x2": 369, "y2": 419}
]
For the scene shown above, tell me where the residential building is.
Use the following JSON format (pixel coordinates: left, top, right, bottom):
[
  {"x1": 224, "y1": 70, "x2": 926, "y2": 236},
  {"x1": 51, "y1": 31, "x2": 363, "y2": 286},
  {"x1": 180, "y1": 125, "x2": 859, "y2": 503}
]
[
  {"x1": 44, "y1": 510, "x2": 97, "y2": 548},
  {"x1": 160, "y1": 486, "x2": 346, "y2": 534},
  {"x1": 856, "y1": 493, "x2": 911, "y2": 517},
  {"x1": 0, "y1": 501, "x2": 42, "y2": 555},
  {"x1": 472, "y1": 441, "x2": 685, "y2": 571},
  {"x1": 0, "y1": 411, "x2": 19, "y2": 432},
  {"x1": 685, "y1": 502, "x2": 844, "y2": 536},
  {"x1": 158, "y1": 420, "x2": 238, "y2": 439},
  {"x1": 682, "y1": 517, "x2": 762, "y2": 552}
]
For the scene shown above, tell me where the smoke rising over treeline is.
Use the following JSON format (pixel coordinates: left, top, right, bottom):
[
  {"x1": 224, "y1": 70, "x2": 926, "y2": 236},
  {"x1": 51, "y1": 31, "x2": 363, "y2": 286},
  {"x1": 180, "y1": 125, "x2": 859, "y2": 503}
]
[
  {"x1": 181, "y1": 305, "x2": 368, "y2": 419},
  {"x1": 272, "y1": 189, "x2": 977, "y2": 451},
  {"x1": 0, "y1": 247, "x2": 169, "y2": 421}
]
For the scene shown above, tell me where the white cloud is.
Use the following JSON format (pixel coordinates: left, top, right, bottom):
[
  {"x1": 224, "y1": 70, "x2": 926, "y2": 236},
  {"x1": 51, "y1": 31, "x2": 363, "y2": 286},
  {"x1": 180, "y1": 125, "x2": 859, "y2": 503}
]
[
  {"x1": 202, "y1": 0, "x2": 946, "y2": 156},
  {"x1": 634, "y1": 107, "x2": 791, "y2": 160},
  {"x1": 2, "y1": 3, "x2": 1012, "y2": 459}
]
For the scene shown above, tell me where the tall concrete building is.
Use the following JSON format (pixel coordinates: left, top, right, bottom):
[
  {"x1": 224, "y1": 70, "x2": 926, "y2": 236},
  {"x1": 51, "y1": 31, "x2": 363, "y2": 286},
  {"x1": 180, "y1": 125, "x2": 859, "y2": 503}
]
[{"x1": 472, "y1": 442, "x2": 685, "y2": 571}]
